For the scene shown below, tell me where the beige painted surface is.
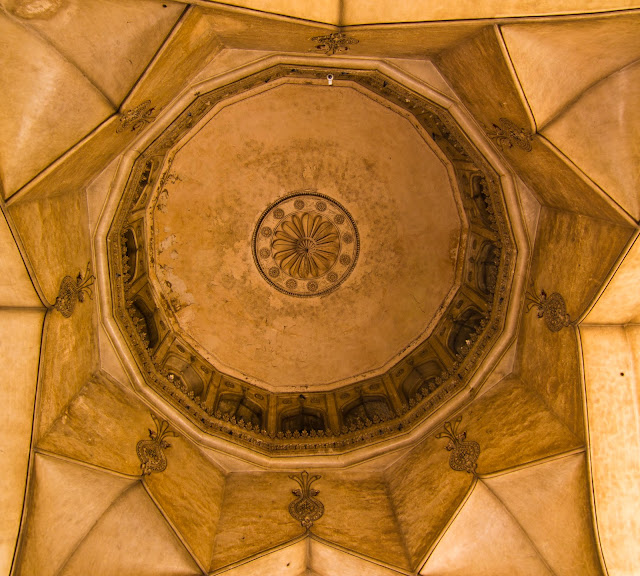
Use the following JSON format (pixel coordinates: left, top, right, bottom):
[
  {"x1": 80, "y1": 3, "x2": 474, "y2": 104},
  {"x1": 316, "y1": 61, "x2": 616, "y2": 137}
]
[
  {"x1": 581, "y1": 325, "x2": 640, "y2": 576},
  {"x1": 385, "y1": 433, "x2": 473, "y2": 566},
  {"x1": 0, "y1": 309, "x2": 44, "y2": 576},
  {"x1": 312, "y1": 473, "x2": 409, "y2": 569},
  {"x1": 202, "y1": 0, "x2": 340, "y2": 24},
  {"x1": 210, "y1": 472, "x2": 305, "y2": 570},
  {"x1": 420, "y1": 481, "x2": 553, "y2": 576},
  {"x1": 343, "y1": 0, "x2": 640, "y2": 24},
  {"x1": 16, "y1": 454, "x2": 134, "y2": 576},
  {"x1": 462, "y1": 378, "x2": 582, "y2": 472},
  {"x1": 58, "y1": 483, "x2": 199, "y2": 575},
  {"x1": 0, "y1": 211, "x2": 40, "y2": 307},
  {"x1": 18, "y1": 0, "x2": 184, "y2": 106},
  {"x1": 501, "y1": 15, "x2": 640, "y2": 128},
  {"x1": 145, "y1": 436, "x2": 226, "y2": 568},
  {"x1": 0, "y1": 13, "x2": 113, "y2": 197},
  {"x1": 485, "y1": 454, "x2": 603, "y2": 576},
  {"x1": 38, "y1": 377, "x2": 154, "y2": 476},
  {"x1": 156, "y1": 82, "x2": 459, "y2": 388},
  {"x1": 544, "y1": 61, "x2": 640, "y2": 220}
]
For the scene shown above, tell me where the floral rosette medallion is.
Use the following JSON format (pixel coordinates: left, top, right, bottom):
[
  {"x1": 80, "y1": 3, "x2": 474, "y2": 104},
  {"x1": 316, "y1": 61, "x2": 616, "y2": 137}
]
[{"x1": 253, "y1": 191, "x2": 359, "y2": 297}]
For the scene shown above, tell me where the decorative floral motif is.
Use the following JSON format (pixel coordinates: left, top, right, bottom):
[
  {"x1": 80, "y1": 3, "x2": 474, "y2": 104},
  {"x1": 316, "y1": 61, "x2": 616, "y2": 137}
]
[
  {"x1": 288, "y1": 471, "x2": 324, "y2": 530},
  {"x1": 486, "y1": 118, "x2": 533, "y2": 151},
  {"x1": 436, "y1": 417, "x2": 480, "y2": 475},
  {"x1": 53, "y1": 262, "x2": 95, "y2": 317},
  {"x1": 525, "y1": 285, "x2": 571, "y2": 332},
  {"x1": 136, "y1": 413, "x2": 177, "y2": 475},
  {"x1": 253, "y1": 192, "x2": 359, "y2": 297},
  {"x1": 116, "y1": 100, "x2": 156, "y2": 133},
  {"x1": 310, "y1": 32, "x2": 359, "y2": 55},
  {"x1": 273, "y1": 213, "x2": 340, "y2": 279}
]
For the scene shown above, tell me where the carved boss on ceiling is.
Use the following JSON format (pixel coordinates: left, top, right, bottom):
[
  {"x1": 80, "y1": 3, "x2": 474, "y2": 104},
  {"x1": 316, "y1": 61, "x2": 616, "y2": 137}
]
[{"x1": 107, "y1": 65, "x2": 517, "y2": 455}]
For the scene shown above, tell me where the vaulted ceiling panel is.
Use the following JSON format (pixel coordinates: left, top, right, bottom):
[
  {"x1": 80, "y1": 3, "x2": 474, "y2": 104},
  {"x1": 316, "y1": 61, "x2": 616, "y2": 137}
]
[
  {"x1": 58, "y1": 483, "x2": 200, "y2": 575},
  {"x1": 419, "y1": 481, "x2": 553, "y2": 576},
  {"x1": 16, "y1": 0, "x2": 185, "y2": 106},
  {"x1": 15, "y1": 454, "x2": 134, "y2": 576},
  {"x1": 484, "y1": 454, "x2": 603, "y2": 576},
  {"x1": 543, "y1": 61, "x2": 640, "y2": 220},
  {"x1": 501, "y1": 14, "x2": 640, "y2": 129},
  {"x1": 0, "y1": 13, "x2": 113, "y2": 197}
]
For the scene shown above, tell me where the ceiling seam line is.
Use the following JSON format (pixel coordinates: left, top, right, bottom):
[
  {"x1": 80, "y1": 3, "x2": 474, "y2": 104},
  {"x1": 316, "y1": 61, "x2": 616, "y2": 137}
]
[
  {"x1": 308, "y1": 532, "x2": 412, "y2": 575},
  {"x1": 0, "y1": 201, "x2": 51, "y2": 307},
  {"x1": 141, "y1": 480, "x2": 208, "y2": 575},
  {"x1": 205, "y1": 466, "x2": 231, "y2": 571},
  {"x1": 536, "y1": 135, "x2": 637, "y2": 225},
  {"x1": 415, "y1": 477, "x2": 477, "y2": 572},
  {"x1": 8, "y1": 312, "x2": 47, "y2": 576},
  {"x1": 494, "y1": 24, "x2": 538, "y2": 133},
  {"x1": 116, "y1": 4, "x2": 191, "y2": 109},
  {"x1": 185, "y1": 0, "x2": 338, "y2": 27},
  {"x1": 575, "y1": 327, "x2": 612, "y2": 576},
  {"x1": 539, "y1": 56, "x2": 640, "y2": 132},
  {"x1": 575, "y1": 230, "x2": 640, "y2": 325},
  {"x1": 382, "y1": 477, "x2": 415, "y2": 570},
  {"x1": 340, "y1": 7, "x2": 640, "y2": 28},
  {"x1": 209, "y1": 534, "x2": 308, "y2": 574},
  {"x1": 481, "y1": 480, "x2": 560, "y2": 576},
  {"x1": 1, "y1": 10, "x2": 117, "y2": 110},
  {"x1": 52, "y1": 482, "x2": 138, "y2": 576},
  {"x1": 477, "y1": 447, "x2": 586, "y2": 478},
  {"x1": 33, "y1": 448, "x2": 142, "y2": 480}
]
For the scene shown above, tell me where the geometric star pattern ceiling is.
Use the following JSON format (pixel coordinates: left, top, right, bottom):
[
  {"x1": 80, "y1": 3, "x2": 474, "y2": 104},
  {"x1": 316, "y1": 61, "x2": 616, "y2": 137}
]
[{"x1": 2, "y1": 1, "x2": 640, "y2": 576}]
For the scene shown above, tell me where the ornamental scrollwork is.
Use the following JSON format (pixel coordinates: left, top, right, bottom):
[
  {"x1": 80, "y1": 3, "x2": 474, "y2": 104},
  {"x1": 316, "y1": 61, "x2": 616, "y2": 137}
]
[
  {"x1": 486, "y1": 118, "x2": 533, "y2": 152},
  {"x1": 288, "y1": 471, "x2": 324, "y2": 530},
  {"x1": 117, "y1": 100, "x2": 156, "y2": 133},
  {"x1": 436, "y1": 417, "x2": 480, "y2": 476},
  {"x1": 525, "y1": 284, "x2": 571, "y2": 332},
  {"x1": 136, "y1": 413, "x2": 178, "y2": 475},
  {"x1": 310, "y1": 32, "x2": 358, "y2": 55},
  {"x1": 53, "y1": 262, "x2": 95, "y2": 318}
]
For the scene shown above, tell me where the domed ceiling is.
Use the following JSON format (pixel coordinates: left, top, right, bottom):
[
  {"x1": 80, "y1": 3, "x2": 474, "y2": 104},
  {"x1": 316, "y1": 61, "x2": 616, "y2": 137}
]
[
  {"x1": 106, "y1": 63, "x2": 521, "y2": 453},
  {"x1": 2, "y1": 2, "x2": 640, "y2": 576}
]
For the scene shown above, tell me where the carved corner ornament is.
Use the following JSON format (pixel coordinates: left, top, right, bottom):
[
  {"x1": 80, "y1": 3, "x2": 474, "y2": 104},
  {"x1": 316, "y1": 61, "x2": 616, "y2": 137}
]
[
  {"x1": 136, "y1": 413, "x2": 178, "y2": 475},
  {"x1": 310, "y1": 32, "x2": 358, "y2": 55},
  {"x1": 525, "y1": 284, "x2": 571, "y2": 332},
  {"x1": 116, "y1": 100, "x2": 156, "y2": 133},
  {"x1": 53, "y1": 262, "x2": 95, "y2": 317},
  {"x1": 485, "y1": 118, "x2": 533, "y2": 152},
  {"x1": 288, "y1": 471, "x2": 324, "y2": 530},
  {"x1": 436, "y1": 417, "x2": 480, "y2": 476}
]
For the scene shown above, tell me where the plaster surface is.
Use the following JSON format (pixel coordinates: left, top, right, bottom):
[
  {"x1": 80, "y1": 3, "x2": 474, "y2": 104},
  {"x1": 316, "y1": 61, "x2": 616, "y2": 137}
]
[{"x1": 154, "y1": 82, "x2": 460, "y2": 388}]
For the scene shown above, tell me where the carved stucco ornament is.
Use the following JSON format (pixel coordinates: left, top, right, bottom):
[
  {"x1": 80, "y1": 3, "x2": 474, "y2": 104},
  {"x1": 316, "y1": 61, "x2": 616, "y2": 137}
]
[
  {"x1": 436, "y1": 417, "x2": 480, "y2": 476},
  {"x1": 310, "y1": 32, "x2": 359, "y2": 55},
  {"x1": 53, "y1": 262, "x2": 95, "y2": 317},
  {"x1": 525, "y1": 285, "x2": 571, "y2": 332},
  {"x1": 288, "y1": 471, "x2": 324, "y2": 530},
  {"x1": 136, "y1": 413, "x2": 178, "y2": 475},
  {"x1": 116, "y1": 100, "x2": 156, "y2": 133},
  {"x1": 486, "y1": 118, "x2": 533, "y2": 152}
]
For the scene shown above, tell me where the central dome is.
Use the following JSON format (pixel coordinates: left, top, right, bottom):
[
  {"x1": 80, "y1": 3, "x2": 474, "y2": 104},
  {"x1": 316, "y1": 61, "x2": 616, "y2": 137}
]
[
  {"x1": 151, "y1": 82, "x2": 461, "y2": 388},
  {"x1": 107, "y1": 64, "x2": 517, "y2": 453}
]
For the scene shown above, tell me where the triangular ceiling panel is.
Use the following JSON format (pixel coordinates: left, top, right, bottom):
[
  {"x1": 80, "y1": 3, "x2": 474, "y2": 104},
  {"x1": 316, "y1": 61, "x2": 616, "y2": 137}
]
[
  {"x1": 16, "y1": 454, "x2": 135, "y2": 576},
  {"x1": 484, "y1": 454, "x2": 602, "y2": 576},
  {"x1": 420, "y1": 481, "x2": 553, "y2": 576},
  {"x1": 501, "y1": 14, "x2": 640, "y2": 128},
  {"x1": 58, "y1": 483, "x2": 199, "y2": 576}
]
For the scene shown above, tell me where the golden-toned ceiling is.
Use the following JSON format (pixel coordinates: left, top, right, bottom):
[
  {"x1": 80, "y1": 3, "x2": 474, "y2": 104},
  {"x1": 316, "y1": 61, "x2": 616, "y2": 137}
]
[{"x1": 1, "y1": 1, "x2": 640, "y2": 575}]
